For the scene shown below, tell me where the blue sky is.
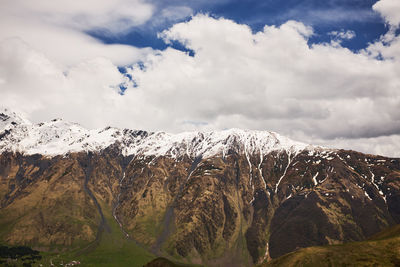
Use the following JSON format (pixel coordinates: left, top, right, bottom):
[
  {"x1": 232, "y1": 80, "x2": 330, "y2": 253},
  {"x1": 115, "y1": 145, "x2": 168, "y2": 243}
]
[{"x1": 88, "y1": 0, "x2": 387, "y2": 53}]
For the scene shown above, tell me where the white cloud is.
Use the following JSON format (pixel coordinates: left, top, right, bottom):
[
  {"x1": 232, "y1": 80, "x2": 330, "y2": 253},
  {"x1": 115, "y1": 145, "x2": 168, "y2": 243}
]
[
  {"x1": 0, "y1": 0, "x2": 156, "y2": 67},
  {"x1": 0, "y1": 0, "x2": 155, "y2": 124},
  {"x1": 1, "y1": 0, "x2": 400, "y2": 157},
  {"x1": 0, "y1": 39, "x2": 127, "y2": 125},
  {"x1": 160, "y1": 6, "x2": 193, "y2": 22},
  {"x1": 124, "y1": 13, "x2": 400, "y2": 156},
  {"x1": 329, "y1": 30, "x2": 356, "y2": 40},
  {"x1": 309, "y1": 135, "x2": 400, "y2": 158},
  {"x1": 127, "y1": 15, "x2": 399, "y2": 131},
  {"x1": 367, "y1": 1, "x2": 400, "y2": 64},
  {"x1": 2, "y1": 0, "x2": 154, "y2": 33},
  {"x1": 146, "y1": 5, "x2": 193, "y2": 29},
  {"x1": 373, "y1": 0, "x2": 400, "y2": 28},
  {"x1": 279, "y1": 7, "x2": 378, "y2": 26}
]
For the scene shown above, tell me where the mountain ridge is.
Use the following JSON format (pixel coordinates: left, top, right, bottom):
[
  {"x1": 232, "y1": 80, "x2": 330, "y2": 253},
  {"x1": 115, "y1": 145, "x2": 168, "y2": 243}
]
[
  {"x1": 0, "y1": 107, "x2": 399, "y2": 266},
  {"x1": 0, "y1": 108, "x2": 322, "y2": 158}
]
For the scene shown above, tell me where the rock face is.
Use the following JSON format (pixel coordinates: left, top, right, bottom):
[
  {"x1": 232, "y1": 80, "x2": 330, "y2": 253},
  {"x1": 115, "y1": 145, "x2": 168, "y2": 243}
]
[{"x1": 0, "y1": 108, "x2": 400, "y2": 266}]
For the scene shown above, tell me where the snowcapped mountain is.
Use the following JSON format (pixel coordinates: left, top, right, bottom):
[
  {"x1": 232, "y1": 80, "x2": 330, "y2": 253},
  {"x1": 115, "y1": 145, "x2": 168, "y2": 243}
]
[
  {"x1": 1, "y1": 107, "x2": 399, "y2": 266},
  {"x1": 0, "y1": 108, "x2": 319, "y2": 158}
]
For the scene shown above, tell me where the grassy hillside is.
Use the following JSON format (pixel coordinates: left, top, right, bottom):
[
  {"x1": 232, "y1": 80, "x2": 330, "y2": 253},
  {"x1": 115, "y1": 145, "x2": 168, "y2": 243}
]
[
  {"x1": 261, "y1": 224, "x2": 400, "y2": 267},
  {"x1": 24, "y1": 202, "x2": 155, "y2": 267},
  {"x1": 65, "y1": 205, "x2": 155, "y2": 267}
]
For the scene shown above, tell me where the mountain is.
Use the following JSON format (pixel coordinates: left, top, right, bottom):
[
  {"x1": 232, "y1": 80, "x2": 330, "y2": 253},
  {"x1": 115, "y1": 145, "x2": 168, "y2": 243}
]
[{"x1": 0, "y1": 108, "x2": 399, "y2": 266}]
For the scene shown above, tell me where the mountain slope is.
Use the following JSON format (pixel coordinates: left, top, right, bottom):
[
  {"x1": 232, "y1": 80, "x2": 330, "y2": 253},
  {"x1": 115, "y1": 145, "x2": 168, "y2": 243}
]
[
  {"x1": 261, "y1": 224, "x2": 400, "y2": 267},
  {"x1": 0, "y1": 108, "x2": 399, "y2": 266}
]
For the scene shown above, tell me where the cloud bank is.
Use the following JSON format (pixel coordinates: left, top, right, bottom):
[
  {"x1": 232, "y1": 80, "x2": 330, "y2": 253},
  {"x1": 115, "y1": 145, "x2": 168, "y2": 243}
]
[{"x1": 0, "y1": 0, "x2": 400, "y2": 157}]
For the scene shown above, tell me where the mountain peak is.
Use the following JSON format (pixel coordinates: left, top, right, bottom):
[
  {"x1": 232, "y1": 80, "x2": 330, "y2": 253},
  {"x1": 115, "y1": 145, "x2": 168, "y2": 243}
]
[{"x1": 0, "y1": 108, "x2": 31, "y2": 131}]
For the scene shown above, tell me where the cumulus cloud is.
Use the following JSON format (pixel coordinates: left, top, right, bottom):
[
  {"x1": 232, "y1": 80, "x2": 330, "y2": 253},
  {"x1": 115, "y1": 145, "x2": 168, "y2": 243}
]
[
  {"x1": 1, "y1": 0, "x2": 400, "y2": 157},
  {"x1": 373, "y1": 0, "x2": 400, "y2": 28},
  {"x1": 128, "y1": 15, "x2": 399, "y2": 138}
]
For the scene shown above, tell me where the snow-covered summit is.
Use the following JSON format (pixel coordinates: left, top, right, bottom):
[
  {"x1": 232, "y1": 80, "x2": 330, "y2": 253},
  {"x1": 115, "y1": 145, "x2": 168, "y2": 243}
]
[
  {"x1": 0, "y1": 109, "x2": 316, "y2": 158},
  {"x1": 0, "y1": 108, "x2": 30, "y2": 131},
  {"x1": 0, "y1": 111, "x2": 122, "y2": 156},
  {"x1": 123, "y1": 129, "x2": 311, "y2": 159}
]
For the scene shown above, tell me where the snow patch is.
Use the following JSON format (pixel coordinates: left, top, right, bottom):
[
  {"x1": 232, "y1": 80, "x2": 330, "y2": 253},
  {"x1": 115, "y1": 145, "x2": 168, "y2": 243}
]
[
  {"x1": 275, "y1": 153, "x2": 292, "y2": 193},
  {"x1": 312, "y1": 172, "x2": 319, "y2": 186}
]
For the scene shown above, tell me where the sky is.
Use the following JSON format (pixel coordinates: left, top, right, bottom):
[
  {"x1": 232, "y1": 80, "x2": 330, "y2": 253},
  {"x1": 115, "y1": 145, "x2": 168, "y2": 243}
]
[{"x1": 0, "y1": 0, "x2": 400, "y2": 157}]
